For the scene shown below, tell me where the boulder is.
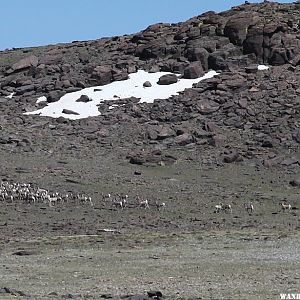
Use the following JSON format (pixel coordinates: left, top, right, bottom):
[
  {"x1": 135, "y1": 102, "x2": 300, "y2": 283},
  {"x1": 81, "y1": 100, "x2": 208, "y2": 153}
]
[
  {"x1": 174, "y1": 133, "x2": 194, "y2": 146},
  {"x1": 289, "y1": 179, "x2": 300, "y2": 187},
  {"x1": 135, "y1": 39, "x2": 167, "y2": 59},
  {"x1": 186, "y1": 47, "x2": 209, "y2": 70},
  {"x1": 129, "y1": 155, "x2": 146, "y2": 165},
  {"x1": 91, "y1": 66, "x2": 112, "y2": 85},
  {"x1": 62, "y1": 109, "x2": 80, "y2": 115},
  {"x1": 224, "y1": 12, "x2": 259, "y2": 46},
  {"x1": 112, "y1": 69, "x2": 129, "y2": 81},
  {"x1": 293, "y1": 129, "x2": 300, "y2": 143},
  {"x1": 243, "y1": 23, "x2": 264, "y2": 59},
  {"x1": 157, "y1": 74, "x2": 178, "y2": 85},
  {"x1": 156, "y1": 126, "x2": 176, "y2": 140},
  {"x1": 143, "y1": 81, "x2": 152, "y2": 87},
  {"x1": 183, "y1": 63, "x2": 204, "y2": 79},
  {"x1": 76, "y1": 95, "x2": 91, "y2": 103},
  {"x1": 245, "y1": 65, "x2": 259, "y2": 74},
  {"x1": 208, "y1": 51, "x2": 228, "y2": 70},
  {"x1": 147, "y1": 291, "x2": 163, "y2": 298},
  {"x1": 9, "y1": 55, "x2": 39, "y2": 73},
  {"x1": 47, "y1": 90, "x2": 66, "y2": 103},
  {"x1": 223, "y1": 151, "x2": 243, "y2": 163}
]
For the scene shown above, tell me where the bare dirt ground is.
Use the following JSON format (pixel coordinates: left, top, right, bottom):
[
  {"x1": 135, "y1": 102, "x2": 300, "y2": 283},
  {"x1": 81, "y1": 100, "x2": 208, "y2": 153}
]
[
  {"x1": 0, "y1": 142, "x2": 299, "y2": 299},
  {"x1": 0, "y1": 230, "x2": 299, "y2": 300}
]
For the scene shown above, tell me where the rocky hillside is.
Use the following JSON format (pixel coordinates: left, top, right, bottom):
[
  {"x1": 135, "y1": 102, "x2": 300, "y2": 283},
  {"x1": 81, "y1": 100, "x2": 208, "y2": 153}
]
[{"x1": 1, "y1": 1, "x2": 300, "y2": 167}]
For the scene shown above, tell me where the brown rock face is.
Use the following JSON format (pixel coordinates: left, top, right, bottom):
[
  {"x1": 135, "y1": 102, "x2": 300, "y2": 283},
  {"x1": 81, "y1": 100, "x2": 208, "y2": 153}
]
[
  {"x1": 8, "y1": 55, "x2": 39, "y2": 74},
  {"x1": 224, "y1": 12, "x2": 259, "y2": 46}
]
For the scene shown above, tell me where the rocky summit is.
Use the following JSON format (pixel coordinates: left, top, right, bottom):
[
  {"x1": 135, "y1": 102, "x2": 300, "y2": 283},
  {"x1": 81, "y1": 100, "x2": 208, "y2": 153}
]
[{"x1": 0, "y1": 2, "x2": 300, "y2": 300}]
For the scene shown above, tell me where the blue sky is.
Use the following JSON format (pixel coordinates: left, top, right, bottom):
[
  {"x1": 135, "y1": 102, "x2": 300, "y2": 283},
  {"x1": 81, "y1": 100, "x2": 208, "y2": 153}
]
[{"x1": 1, "y1": 0, "x2": 294, "y2": 50}]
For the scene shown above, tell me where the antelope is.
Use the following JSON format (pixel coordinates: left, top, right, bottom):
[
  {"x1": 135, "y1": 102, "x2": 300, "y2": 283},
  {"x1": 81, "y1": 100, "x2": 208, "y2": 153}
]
[
  {"x1": 48, "y1": 196, "x2": 58, "y2": 207},
  {"x1": 214, "y1": 203, "x2": 232, "y2": 213},
  {"x1": 244, "y1": 203, "x2": 254, "y2": 214},
  {"x1": 77, "y1": 194, "x2": 93, "y2": 206},
  {"x1": 214, "y1": 203, "x2": 223, "y2": 213},
  {"x1": 223, "y1": 204, "x2": 232, "y2": 213},
  {"x1": 155, "y1": 201, "x2": 166, "y2": 211},
  {"x1": 139, "y1": 199, "x2": 150, "y2": 209},
  {"x1": 113, "y1": 200, "x2": 124, "y2": 210},
  {"x1": 122, "y1": 194, "x2": 128, "y2": 207},
  {"x1": 281, "y1": 202, "x2": 292, "y2": 211},
  {"x1": 102, "y1": 193, "x2": 112, "y2": 201}
]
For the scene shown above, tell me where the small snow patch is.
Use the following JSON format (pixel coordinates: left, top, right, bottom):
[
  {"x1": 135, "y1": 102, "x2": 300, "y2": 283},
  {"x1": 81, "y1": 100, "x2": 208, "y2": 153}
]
[
  {"x1": 36, "y1": 96, "x2": 47, "y2": 103},
  {"x1": 257, "y1": 65, "x2": 269, "y2": 70},
  {"x1": 6, "y1": 92, "x2": 14, "y2": 99}
]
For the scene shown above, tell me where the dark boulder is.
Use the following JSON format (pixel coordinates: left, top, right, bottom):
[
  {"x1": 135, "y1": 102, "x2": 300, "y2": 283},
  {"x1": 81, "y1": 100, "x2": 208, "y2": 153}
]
[
  {"x1": 223, "y1": 151, "x2": 243, "y2": 163},
  {"x1": 147, "y1": 290, "x2": 163, "y2": 298},
  {"x1": 91, "y1": 66, "x2": 112, "y2": 85},
  {"x1": 135, "y1": 39, "x2": 167, "y2": 59},
  {"x1": 143, "y1": 81, "x2": 152, "y2": 87},
  {"x1": 208, "y1": 51, "x2": 228, "y2": 70},
  {"x1": 190, "y1": 48, "x2": 209, "y2": 71},
  {"x1": 289, "y1": 179, "x2": 300, "y2": 187},
  {"x1": 224, "y1": 12, "x2": 259, "y2": 46},
  {"x1": 183, "y1": 63, "x2": 204, "y2": 79},
  {"x1": 47, "y1": 90, "x2": 66, "y2": 103},
  {"x1": 157, "y1": 74, "x2": 178, "y2": 85},
  {"x1": 245, "y1": 65, "x2": 259, "y2": 74},
  {"x1": 129, "y1": 155, "x2": 146, "y2": 165},
  {"x1": 62, "y1": 109, "x2": 80, "y2": 115},
  {"x1": 76, "y1": 95, "x2": 91, "y2": 103},
  {"x1": 243, "y1": 23, "x2": 264, "y2": 59}
]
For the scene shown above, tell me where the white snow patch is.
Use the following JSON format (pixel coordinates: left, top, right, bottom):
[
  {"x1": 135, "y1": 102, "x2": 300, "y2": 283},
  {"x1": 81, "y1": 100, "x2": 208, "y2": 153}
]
[
  {"x1": 24, "y1": 70, "x2": 219, "y2": 120},
  {"x1": 6, "y1": 92, "x2": 14, "y2": 99},
  {"x1": 257, "y1": 65, "x2": 269, "y2": 70},
  {"x1": 36, "y1": 96, "x2": 47, "y2": 103}
]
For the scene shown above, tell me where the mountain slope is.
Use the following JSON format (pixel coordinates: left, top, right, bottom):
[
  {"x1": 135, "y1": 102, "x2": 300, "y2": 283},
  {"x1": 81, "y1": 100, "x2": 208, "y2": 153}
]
[{"x1": 0, "y1": 1, "x2": 300, "y2": 167}]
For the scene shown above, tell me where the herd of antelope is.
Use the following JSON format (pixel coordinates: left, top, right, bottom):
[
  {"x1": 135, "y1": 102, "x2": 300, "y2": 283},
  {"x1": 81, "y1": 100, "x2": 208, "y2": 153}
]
[
  {"x1": 0, "y1": 181, "x2": 92, "y2": 207},
  {"x1": 0, "y1": 181, "x2": 166, "y2": 211},
  {"x1": 214, "y1": 201, "x2": 294, "y2": 214},
  {"x1": 103, "y1": 193, "x2": 165, "y2": 211},
  {"x1": 0, "y1": 181, "x2": 296, "y2": 214}
]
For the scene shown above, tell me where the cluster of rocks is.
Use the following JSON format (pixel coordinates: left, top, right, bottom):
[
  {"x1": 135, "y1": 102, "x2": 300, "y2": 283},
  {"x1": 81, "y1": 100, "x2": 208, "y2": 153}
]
[
  {"x1": 1, "y1": 2, "x2": 300, "y2": 166},
  {"x1": 0, "y1": 288, "x2": 164, "y2": 299}
]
